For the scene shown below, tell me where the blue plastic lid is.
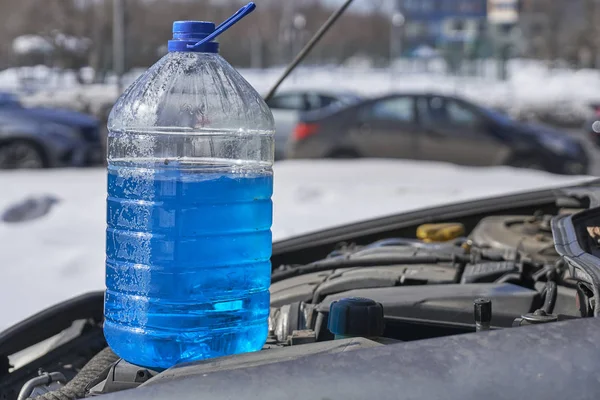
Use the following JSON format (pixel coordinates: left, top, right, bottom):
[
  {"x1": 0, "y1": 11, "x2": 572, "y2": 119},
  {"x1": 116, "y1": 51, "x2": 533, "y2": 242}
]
[
  {"x1": 168, "y1": 21, "x2": 219, "y2": 53},
  {"x1": 167, "y1": 2, "x2": 256, "y2": 53}
]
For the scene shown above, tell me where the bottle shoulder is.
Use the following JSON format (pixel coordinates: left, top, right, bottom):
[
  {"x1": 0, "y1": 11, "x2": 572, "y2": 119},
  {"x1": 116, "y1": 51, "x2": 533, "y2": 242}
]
[{"x1": 109, "y1": 53, "x2": 274, "y2": 133}]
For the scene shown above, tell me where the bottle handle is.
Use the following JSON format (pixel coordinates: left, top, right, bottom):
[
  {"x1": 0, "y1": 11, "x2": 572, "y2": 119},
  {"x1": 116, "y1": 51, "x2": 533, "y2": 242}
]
[{"x1": 186, "y1": 2, "x2": 256, "y2": 50}]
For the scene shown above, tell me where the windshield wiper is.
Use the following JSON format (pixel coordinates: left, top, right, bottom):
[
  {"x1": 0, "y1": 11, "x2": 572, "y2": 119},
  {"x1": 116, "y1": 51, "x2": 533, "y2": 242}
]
[{"x1": 263, "y1": 0, "x2": 354, "y2": 101}]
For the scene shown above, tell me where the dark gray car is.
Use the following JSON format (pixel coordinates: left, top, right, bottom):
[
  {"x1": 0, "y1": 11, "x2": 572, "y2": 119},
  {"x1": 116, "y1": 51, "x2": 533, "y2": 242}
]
[
  {"x1": 0, "y1": 93, "x2": 103, "y2": 169},
  {"x1": 288, "y1": 93, "x2": 589, "y2": 175}
]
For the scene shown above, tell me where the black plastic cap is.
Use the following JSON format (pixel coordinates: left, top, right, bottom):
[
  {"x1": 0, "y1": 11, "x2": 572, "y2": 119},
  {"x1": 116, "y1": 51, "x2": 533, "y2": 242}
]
[
  {"x1": 328, "y1": 297, "x2": 385, "y2": 337},
  {"x1": 474, "y1": 298, "x2": 492, "y2": 324}
]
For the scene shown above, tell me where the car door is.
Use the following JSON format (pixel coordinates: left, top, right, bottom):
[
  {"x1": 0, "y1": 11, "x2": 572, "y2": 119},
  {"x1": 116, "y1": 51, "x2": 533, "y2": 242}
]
[
  {"x1": 346, "y1": 96, "x2": 419, "y2": 159},
  {"x1": 416, "y1": 96, "x2": 504, "y2": 166}
]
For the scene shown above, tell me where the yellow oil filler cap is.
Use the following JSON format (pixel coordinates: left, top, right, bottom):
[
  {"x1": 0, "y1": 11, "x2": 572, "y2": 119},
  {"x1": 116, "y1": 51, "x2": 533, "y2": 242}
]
[{"x1": 416, "y1": 223, "x2": 465, "y2": 242}]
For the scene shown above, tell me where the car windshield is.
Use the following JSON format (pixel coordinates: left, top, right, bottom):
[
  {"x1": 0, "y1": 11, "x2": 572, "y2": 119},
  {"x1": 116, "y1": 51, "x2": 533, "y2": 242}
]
[{"x1": 0, "y1": 0, "x2": 598, "y2": 392}]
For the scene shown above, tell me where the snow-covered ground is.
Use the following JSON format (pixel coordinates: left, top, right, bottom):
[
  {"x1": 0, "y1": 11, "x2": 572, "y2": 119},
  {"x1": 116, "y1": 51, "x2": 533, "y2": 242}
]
[{"x1": 0, "y1": 159, "x2": 593, "y2": 331}]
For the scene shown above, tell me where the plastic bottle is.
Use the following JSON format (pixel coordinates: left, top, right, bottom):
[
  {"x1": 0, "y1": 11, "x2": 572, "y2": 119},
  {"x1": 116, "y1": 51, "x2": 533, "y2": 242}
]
[{"x1": 104, "y1": 3, "x2": 274, "y2": 369}]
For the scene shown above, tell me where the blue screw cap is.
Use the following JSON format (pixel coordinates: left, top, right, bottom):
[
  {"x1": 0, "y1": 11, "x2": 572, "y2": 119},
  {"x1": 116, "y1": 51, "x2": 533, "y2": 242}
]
[
  {"x1": 173, "y1": 21, "x2": 215, "y2": 37},
  {"x1": 168, "y1": 2, "x2": 256, "y2": 53}
]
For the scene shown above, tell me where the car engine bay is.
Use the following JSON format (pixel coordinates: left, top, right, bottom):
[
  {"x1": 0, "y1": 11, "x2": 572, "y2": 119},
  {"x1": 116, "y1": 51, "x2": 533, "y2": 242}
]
[{"x1": 2, "y1": 184, "x2": 600, "y2": 399}]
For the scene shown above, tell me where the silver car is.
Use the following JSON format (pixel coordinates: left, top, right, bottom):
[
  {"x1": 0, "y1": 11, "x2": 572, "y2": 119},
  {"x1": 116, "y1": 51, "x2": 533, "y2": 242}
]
[{"x1": 266, "y1": 90, "x2": 361, "y2": 160}]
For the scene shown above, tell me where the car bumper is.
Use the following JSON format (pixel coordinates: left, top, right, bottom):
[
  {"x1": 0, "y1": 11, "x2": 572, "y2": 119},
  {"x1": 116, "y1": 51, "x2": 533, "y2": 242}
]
[
  {"x1": 554, "y1": 149, "x2": 590, "y2": 175},
  {"x1": 286, "y1": 139, "x2": 331, "y2": 159},
  {"x1": 551, "y1": 141, "x2": 590, "y2": 175},
  {"x1": 589, "y1": 130, "x2": 600, "y2": 146},
  {"x1": 561, "y1": 160, "x2": 589, "y2": 175},
  {"x1": 83, "y1": 143, "x2": 104, "y2": 165},
  {"x1": 55, "y1": 142, "x2": 103, "y2": 167}
]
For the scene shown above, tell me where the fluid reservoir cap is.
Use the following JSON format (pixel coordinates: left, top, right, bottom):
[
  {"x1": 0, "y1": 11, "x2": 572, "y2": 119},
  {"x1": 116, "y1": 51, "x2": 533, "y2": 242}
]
[{"x1": 328, "y1": 297, "x2": 385, "y2": 337}]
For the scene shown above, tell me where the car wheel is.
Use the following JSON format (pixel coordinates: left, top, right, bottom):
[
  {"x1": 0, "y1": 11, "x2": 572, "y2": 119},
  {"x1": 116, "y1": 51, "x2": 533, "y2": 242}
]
[
  {"x1": 327, "y1": 149, "x2": 360, "y2": 159},
  {"x1": 0, "y1": 140, "x2": 46, "y2": 169}
]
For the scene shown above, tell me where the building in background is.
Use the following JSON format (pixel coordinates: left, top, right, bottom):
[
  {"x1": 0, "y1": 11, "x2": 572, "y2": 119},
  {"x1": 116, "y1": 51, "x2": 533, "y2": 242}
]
[
  {"x1": 487, "y1": 0, "x2": 521, "y2": 79},
  {"x1": 487, "y1": 0, "x2": 520, "y2": 25},
  {"x1": 516, "y1": 0, "x2": 588, "y2": 65},
  {"x1": 397, "y1": 0, "x2": 488, "y2": 55}
]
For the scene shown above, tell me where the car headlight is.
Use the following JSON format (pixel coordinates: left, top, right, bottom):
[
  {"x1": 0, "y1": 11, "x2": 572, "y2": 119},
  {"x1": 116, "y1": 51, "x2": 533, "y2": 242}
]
[
  {"x1": 44, "y1": 123, "x2": 81, "y2": 141},
  {"x1": 538, "y1": 135, "x2": 577, "y2": 156}
]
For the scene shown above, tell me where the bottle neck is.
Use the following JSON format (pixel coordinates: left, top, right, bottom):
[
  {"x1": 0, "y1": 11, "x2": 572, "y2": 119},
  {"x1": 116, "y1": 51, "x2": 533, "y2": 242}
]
[{"x1": 167, "y1": 40, "x2": 219, "y2": 53}]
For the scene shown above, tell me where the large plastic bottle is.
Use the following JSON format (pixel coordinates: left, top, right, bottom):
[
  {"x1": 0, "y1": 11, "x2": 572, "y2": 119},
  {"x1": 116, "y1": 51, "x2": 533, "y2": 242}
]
[{"x1": 104, "y1": 3, "x2": 274, "y2": 369}]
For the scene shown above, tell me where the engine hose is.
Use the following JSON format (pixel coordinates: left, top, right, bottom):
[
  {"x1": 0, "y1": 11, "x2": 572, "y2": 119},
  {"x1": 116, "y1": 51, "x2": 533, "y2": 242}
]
[{"x1": 28, "y1": 347, "x2": 118, "y2": 400}]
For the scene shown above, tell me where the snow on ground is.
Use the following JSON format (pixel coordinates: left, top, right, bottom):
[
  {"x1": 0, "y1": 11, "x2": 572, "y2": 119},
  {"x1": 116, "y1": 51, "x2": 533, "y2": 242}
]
[
  {"x1": 12, "y1": 35, "x2": 53, "y2": 55},
  {"x1": 0, "y1": 159, "x2": 593, "y2": 331}
]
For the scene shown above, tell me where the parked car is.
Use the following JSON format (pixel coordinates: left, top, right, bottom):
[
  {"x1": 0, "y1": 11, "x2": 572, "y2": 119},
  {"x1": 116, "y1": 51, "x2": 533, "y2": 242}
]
[
  {"x1": 0, "y1": 92, "x2": 103, "y2": 169},
  {"x1": 265, "y1": 90, "x2": 361, "y2": 160},
  {"x1": 288, "y1": 93, "x2": 589, "y2": 175}
]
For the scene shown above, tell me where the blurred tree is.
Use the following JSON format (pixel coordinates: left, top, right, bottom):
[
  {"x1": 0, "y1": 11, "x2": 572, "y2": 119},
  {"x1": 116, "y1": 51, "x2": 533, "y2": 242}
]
[
  {"x1": 2, "y1": 0, "x2": 596, "y2": 75},
  {"x1": 1, "y1": 0, "x2": 96, "y2": 81},
  {"x1": 90, "y1": 1, "x2": 112, "y2": 83},
  {"x1": 519, "y1": 0, "x2": 591, "y2": 67},
  {"x1": 0, "y1": 0, "x2": 398, "y2": 72},
  {"x1": 580, "y1": 0, "x2": 600, "y2": 68}
]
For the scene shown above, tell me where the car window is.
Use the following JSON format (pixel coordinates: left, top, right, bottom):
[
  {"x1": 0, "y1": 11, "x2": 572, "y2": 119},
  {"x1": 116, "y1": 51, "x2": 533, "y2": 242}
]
[
  {"x1": 267, "y1": 94, "x2": 306, "y2": 110},
  {"x1": 306, "y1": 93, "x2": 323, "y2": 110},
  {"x1": 446, "y1": 100, "x2": 479, "y2": 125},
  {"x1": 418, "y1": 97, "x2": 480, "y2": 127},
  {"x1": 361, "y1": 97, "x2": 415, "y2": 123},
  {"x1": 319, "y1": 95, "x2": 337, "y2": 108}
]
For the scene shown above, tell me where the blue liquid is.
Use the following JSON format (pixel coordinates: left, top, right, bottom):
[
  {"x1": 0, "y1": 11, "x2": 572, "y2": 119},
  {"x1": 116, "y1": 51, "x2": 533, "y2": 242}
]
[{"x1": 104, "y1": 162, "x2": 272, "y2": 369}]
